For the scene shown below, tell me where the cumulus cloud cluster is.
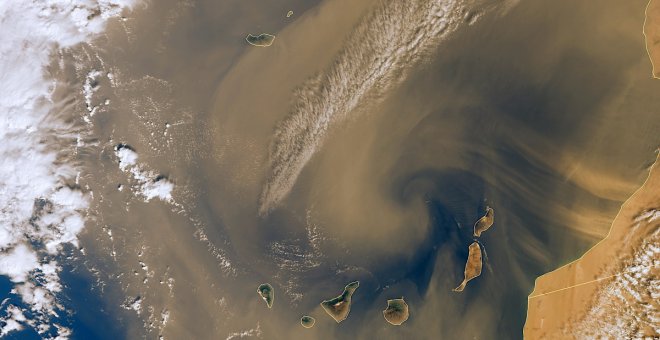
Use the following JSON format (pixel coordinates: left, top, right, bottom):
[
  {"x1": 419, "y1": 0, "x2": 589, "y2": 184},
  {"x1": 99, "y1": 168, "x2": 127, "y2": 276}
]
[{"x1": 115, "y1": 144, "x2": 175, "y2": 202}]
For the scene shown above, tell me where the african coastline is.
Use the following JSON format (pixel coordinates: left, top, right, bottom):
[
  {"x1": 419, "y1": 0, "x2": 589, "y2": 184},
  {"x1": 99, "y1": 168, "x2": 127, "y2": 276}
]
[{"x1": 524, "y1": 3, "x2": 660, "y2": 337}]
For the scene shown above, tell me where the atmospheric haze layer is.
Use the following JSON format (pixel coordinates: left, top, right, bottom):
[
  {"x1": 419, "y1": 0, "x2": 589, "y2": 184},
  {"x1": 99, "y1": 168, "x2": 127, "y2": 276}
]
[{"x1": 0, "y1": 0, "x2": 659, "y2": 339}]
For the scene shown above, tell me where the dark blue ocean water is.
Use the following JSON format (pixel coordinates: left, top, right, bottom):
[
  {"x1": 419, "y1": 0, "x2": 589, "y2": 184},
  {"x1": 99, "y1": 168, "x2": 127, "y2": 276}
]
[{"x1": 0, "y1": 258, "x2": 127, "y2": 340}]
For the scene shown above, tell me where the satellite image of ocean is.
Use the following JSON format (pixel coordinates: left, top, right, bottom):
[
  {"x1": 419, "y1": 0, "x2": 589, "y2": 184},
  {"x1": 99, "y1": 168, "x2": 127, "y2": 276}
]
[{"x1": 0, "y1": 0, "x2": 658, "y2": 339}]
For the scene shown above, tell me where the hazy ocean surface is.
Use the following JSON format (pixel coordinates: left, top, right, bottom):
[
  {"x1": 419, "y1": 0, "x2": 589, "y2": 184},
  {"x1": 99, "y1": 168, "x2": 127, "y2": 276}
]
[{"x1": 1, "y1": 0, "x2": 659, "y2": 339}]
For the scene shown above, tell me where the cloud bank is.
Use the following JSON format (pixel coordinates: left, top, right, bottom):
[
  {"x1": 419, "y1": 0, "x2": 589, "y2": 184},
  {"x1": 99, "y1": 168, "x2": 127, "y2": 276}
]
[{"x1": 0, "y1": 0, "x2": 138, "y2": 337}]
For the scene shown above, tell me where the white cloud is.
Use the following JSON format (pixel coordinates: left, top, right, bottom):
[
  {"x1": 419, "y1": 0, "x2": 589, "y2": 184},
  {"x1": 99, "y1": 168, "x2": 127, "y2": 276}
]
[
  {"x1": 160, "y1": 309, "x2": 170, "y2": 326},
  {"x1": 83, "y1": 69, "x2": 103, "y2": 123},
  {"x1": 570, "y1": 221, "x2": 660, "y2": 338},
  {"x1": 16, "y1": 283, "x2": 56, "y2": 314},
  {"x1": 0, "y1": 245, "x2": 39, "y2": 283},
  {"x1": 635, "y1": 208, "x2": 660, "y2": 223},
  {"x1": 225, "y1": 323, "x2": 262, "y2": 340},
  {"x1": 116, "y1": 145, "x2": 139, "y2": 170},
  {"x1": 50, "y1": 325, "x2": 72, "y2": 340},
  {"x1": 0, "y1": 305, "x2": 27, "y2": 336},
  {"x1": 141, "y1": 178, "x2": 174, "y2": 201},
  {"x1": 121, "y1": 296, "x2": 143, "y2": 315}
]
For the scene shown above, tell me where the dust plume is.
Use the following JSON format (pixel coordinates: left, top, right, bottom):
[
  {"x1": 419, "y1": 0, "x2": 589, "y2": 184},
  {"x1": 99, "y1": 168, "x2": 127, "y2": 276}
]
[{"x1": 259, "y1": 0, "x2": 517, "y2": 214}]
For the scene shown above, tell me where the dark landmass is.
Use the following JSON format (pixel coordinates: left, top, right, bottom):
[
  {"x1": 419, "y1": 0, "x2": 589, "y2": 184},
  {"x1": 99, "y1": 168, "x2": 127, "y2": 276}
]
[
  {"x1": 320, "y1": 281, "x2": 360, "y2": 323},
  {"x1": 300, "y1": 315, "x2": 315, "y2": 328},
  {"x1": 382, "y1": 298, "x2": 409, "y2": 326},
  {"x1": 257, "y1": 283, "x2": 274, "y2": 308},
  {"x1": 245, "y1": 33, "x2": 276, "y2": 47},
  {"x1": 473, "y1": 206, "x2": 494, "y2": 237},
  {"x1": 453, "y1": 242, "x2": 483, "y2": 292}
]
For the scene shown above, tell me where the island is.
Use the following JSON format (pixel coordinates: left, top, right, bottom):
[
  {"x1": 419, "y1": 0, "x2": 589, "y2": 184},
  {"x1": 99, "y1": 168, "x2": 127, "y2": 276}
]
[
  {"x1": 382, "y1": 298, "x2": 409, "y2": 325},
  {"x1": 473, "y1": 206, "x2": 494, "y2": 237},
  {"x1": 245, "y1": 33, "x2": 275, "y2": 47},
  {"x1": 300, "y1": 315, "x2": 315, "y2": 328},
  {"x1": 257, "y1": 283, "x2": 274, "y2": 308},
  {"x1": 320, "y1": 281, "x2": 359, "y2": 323},
  {"x1": 453, "y1": 242, "x2": 483, "y2": 292}
]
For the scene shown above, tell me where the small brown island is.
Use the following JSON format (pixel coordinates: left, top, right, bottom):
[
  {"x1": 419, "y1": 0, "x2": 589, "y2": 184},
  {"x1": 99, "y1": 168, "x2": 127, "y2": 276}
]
[
  {"x1": 382, "y1": 298, "x2": 409, "y2": 326},
  {"x1": 320, "y1": 281, "x2": 360, "y2": 323},
  {"x1": 453, "y1": 242, "x2": 483, "y2": 292},
  {"x1": 245, "y1": 33, "x2": 275, "y2": 47},
  {"x1": 257, "y1": 283, "x2": 274, "y2": 308},
  {"x1": 473, "y1": 206, "x2": 494, "y2": 237},
  {"x1": 300, "y1": 315, "x2": 316, "y2": 328}
]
